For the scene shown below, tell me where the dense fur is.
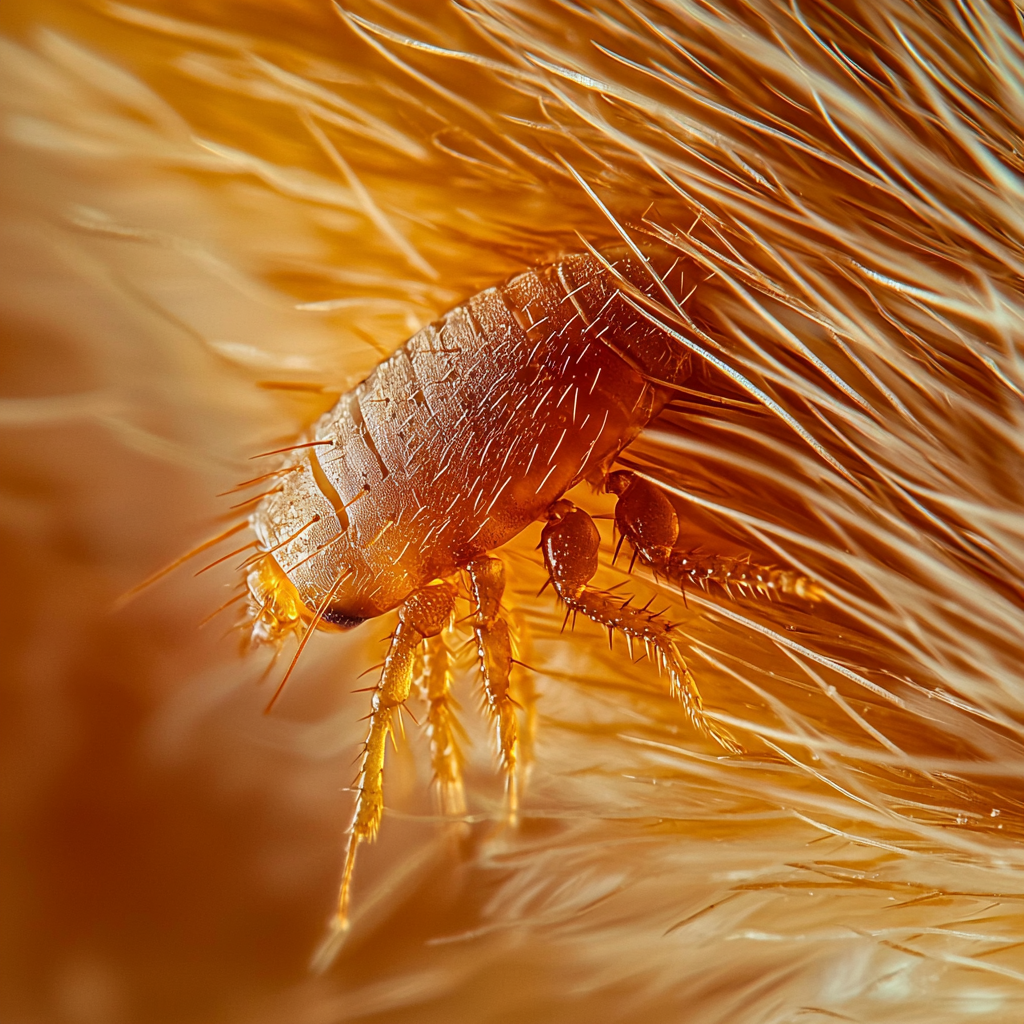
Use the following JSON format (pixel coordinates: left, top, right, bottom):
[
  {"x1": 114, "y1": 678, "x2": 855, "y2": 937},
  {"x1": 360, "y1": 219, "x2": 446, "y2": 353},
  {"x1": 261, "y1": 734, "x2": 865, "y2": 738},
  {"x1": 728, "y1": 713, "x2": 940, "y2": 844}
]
[{"x1": 3, "y1": 1, "x2": 1024, "y2": 1022}]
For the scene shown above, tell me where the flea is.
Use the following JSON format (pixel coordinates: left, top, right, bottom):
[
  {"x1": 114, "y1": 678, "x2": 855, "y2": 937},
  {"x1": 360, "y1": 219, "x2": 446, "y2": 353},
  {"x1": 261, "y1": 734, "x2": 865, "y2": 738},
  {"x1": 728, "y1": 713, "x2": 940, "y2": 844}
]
[{"x1": 240, "y1": 250, "x2": 820, "y2": 932}]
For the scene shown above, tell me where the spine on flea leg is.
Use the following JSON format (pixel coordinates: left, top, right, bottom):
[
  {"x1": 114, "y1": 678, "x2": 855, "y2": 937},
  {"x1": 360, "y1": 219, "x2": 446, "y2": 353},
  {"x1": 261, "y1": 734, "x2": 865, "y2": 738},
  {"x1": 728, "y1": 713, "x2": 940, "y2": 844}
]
[{"x1": 664, "y1": 551, "x2": 824, "y2": 603}]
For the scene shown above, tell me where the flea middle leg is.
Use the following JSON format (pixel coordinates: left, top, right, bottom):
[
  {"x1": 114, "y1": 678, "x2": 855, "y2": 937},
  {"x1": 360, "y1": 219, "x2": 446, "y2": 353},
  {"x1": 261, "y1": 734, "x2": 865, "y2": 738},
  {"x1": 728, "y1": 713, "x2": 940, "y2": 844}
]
[
  {"x1": 419, "y1": 632, "x2": 466, "y2": 816},
  {"x1": 541, "y1": 499, "x2": 742, "y2": 753},
  {"x1": 466, "y1": 556, "x2": 520, "y2": 821}
]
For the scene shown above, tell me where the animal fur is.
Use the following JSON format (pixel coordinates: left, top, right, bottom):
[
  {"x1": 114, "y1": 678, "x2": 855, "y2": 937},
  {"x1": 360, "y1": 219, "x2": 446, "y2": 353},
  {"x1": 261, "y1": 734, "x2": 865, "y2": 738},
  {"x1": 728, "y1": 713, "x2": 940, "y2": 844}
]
[{"x1": 2, "y1": 1, "x2": 1023, "y2": 1021}]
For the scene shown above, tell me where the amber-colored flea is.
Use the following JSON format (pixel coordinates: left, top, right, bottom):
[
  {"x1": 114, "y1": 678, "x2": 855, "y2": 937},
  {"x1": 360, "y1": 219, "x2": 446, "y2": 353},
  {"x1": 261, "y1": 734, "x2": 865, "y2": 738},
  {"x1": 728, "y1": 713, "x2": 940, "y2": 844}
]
[{"x1": 243, "y1": 252, "x2": 820, "y2": 933}]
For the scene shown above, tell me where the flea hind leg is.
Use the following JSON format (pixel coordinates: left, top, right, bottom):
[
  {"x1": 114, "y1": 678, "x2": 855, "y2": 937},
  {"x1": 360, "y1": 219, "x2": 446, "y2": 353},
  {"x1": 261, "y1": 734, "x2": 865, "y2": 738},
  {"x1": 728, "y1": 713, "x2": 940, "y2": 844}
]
[
  {"x1": 466, "y1": 557, "x2": 520, "y2": 821},
  {"x1": 418, "y1": 633, "x2": 466, "y2": 816},
  {"x1": 606, "y1": 470, "x2": 824, "y2": 602},
  {"x1": 541, "y1": 499, "x2": 742, "y2": 754},
  {"x1": 336, "y1": 582, "x2": 455, "y2": 930}
]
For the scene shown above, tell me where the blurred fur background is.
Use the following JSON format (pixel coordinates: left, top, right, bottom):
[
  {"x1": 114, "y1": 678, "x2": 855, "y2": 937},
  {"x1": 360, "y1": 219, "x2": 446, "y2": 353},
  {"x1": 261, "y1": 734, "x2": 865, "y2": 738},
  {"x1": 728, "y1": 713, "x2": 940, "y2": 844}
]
[{"x1": 3, "y1": 0, "x2": 1024, "y2": 1021}]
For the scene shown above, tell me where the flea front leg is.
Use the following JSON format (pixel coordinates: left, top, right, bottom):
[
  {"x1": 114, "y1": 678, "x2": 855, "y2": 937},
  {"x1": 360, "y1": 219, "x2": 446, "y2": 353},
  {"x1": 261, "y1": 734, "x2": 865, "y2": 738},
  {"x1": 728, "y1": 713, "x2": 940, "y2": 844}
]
[
  {"x1": 336, "y1": 582, "x2": 455, "y2": 929},
  {"x1": 542, "y1": 499, "x2": 742, "y2": 753},
  {"x1": 466, "y1": 557, "x2": 520, "y2": 821}
]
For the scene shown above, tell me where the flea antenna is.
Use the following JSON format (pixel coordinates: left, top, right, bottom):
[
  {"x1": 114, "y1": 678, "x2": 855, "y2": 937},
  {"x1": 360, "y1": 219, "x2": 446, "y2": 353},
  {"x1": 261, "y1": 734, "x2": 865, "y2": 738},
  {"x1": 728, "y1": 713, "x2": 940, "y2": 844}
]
[
  {"x1": 194, "y1": 541, "x2": 258, "y2": 576},
  {"x1": 264, "y1": 568, "x2": 353, "y2": 714},
  {"x1": 114, "y1": 520, "x2": 249, "y2": 609},
  {"x1": 250, "y1": 440, "x2": 335, "y2": 460}
]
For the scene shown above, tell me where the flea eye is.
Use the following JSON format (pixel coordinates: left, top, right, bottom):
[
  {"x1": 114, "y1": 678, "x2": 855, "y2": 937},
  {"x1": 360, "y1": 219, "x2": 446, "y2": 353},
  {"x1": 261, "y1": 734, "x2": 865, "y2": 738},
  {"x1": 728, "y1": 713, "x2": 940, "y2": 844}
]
[{"x1": 320, "y1": 607, "x2": 367, "y2": 630}]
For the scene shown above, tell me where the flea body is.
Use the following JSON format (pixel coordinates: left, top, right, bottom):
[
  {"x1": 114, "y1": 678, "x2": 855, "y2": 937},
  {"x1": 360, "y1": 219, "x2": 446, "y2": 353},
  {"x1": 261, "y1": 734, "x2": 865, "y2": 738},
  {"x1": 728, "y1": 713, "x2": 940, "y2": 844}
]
[
  {"x1": 250, "y1": 252, "x2": 686, "y2": 625},
  {"x1": 245, "y1": 250, "x2": 817, "y2": 936}
]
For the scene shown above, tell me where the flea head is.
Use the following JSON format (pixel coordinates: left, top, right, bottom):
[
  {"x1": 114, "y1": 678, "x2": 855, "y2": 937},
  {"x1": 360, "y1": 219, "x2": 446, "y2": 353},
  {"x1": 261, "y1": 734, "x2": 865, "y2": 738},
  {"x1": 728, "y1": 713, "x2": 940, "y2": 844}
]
[
  {"x1": 244, "y1": 553, "x2": 368, "y2": 647},
  {"x1": 245, "y1": 445, "x2": 414, "y2": 636},
  {"x1": 245, "y1": 555, "x2": 309, "y2": 647}
]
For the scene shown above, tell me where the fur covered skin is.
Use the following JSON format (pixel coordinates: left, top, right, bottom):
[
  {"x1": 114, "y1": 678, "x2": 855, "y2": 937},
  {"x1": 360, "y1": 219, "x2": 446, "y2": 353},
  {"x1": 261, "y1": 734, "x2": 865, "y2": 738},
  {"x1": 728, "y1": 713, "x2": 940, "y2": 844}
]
[{"x1": 2, "y1": 1, "x2": 1024, "y2": 1021}]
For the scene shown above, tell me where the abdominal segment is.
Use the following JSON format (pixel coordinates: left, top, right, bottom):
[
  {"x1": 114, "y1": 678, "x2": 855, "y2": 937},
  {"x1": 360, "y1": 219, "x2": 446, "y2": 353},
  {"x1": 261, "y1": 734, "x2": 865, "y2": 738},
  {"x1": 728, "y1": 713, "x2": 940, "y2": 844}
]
[{"x1": 252, "y1": 252, "x2": 695, "y2": 617}]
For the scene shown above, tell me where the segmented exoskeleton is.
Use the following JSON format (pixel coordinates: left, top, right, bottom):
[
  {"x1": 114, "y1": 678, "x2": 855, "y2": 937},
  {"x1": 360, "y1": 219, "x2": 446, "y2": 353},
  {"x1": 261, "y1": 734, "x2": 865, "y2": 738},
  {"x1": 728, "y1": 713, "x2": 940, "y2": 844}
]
[{"x1": 242, "y1": 249, "x2": 822, "y2": 936}]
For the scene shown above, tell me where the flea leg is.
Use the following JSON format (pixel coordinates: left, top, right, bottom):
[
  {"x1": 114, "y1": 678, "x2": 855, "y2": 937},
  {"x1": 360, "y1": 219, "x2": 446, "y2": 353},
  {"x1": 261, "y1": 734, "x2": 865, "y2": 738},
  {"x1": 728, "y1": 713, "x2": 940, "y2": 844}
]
[
  {"x1": 336, "y1": 582, "x2": 455, "y2": 930},
  {"x1": 542, "y1": 499, "x2": 742, "y2": 753},
  {"x1": 418, "y1": 633, "x2": 466, "y2": 816},
  {"x1": 466, "y1": 557, "x2": 520, "y2": 821},
  {"x1": 606, "y1": 470, "x2": 824, "y2": 602}
]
